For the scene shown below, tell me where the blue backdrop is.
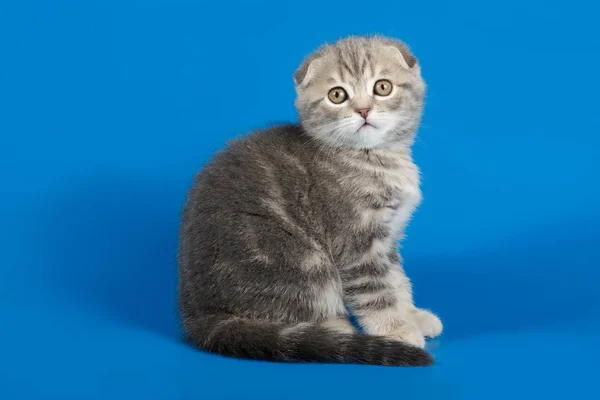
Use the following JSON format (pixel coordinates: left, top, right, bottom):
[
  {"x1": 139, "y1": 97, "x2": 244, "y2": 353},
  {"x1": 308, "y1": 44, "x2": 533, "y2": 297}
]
[{"x1": 2, "y1": 1, "x2": 599, "y2": 399}]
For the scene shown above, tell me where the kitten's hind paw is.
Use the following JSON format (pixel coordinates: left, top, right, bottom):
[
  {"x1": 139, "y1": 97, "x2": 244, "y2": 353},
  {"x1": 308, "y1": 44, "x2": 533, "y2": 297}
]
[
  {"x1": 411, "y1": 308, "x2": 443, "y2": 338},
  {"x1": 387, "y1": 323, "x2": 426, "y2": 348}
]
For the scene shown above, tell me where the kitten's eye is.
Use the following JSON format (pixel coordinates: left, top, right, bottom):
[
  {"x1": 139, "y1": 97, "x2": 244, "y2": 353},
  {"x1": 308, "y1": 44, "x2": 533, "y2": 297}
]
[
  {"x1": 327, "y1": 87, "x2": 348, "y2": 104},
  {"x1": 374, "y1": 79, "x2": 393, "y2": 96}
]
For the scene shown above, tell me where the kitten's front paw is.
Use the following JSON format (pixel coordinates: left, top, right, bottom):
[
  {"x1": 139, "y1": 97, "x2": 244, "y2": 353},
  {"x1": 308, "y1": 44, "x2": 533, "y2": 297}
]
[
  {"x1": 387, "y1": 322, "x2": 426, "y2": 348},
  {"x1": 411, "y1": 308, "x2": 443, "y2": 338}
]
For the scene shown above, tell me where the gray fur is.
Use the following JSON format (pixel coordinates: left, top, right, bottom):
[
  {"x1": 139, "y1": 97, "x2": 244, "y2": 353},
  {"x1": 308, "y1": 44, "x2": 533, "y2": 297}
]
[{"x1": 178, "y1": 36, "x2": 442, "y2": 366}]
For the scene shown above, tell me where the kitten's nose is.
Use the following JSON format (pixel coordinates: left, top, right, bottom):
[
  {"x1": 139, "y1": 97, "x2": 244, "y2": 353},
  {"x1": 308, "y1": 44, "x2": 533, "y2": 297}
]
[{"x1": 357, "y1": 108, "x2": 370, "y2": 119}]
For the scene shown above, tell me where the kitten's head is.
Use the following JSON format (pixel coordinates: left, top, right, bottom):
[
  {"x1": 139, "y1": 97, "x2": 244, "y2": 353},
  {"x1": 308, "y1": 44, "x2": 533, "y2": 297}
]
[{"x1": 294, "y1": 36, "x2": 425, "y2": 149}]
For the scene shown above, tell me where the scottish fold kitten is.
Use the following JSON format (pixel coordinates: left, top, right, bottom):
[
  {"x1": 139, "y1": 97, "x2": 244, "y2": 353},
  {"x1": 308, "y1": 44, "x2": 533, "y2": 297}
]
[{"x1": 178, "y1": 36, "x2": 442, "y2": 366}]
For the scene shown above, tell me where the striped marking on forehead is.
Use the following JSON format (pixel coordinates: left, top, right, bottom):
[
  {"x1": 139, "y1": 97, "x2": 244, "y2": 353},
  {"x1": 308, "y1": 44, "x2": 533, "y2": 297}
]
[{"x1": 334, "y1": 45, "x2": 375, "y2": 81}]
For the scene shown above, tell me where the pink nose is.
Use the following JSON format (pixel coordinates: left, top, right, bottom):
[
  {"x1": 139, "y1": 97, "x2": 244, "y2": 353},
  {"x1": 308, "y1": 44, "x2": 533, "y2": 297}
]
[{"x1": 357, "y1": 108, "x2": 370, "y2": 119}]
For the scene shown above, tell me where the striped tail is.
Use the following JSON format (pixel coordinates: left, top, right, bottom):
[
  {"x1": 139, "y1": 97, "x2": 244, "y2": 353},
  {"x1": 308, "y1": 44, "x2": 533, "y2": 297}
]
[{"x1": 184, "y1": 314, "x2": 433, "y2": 366}]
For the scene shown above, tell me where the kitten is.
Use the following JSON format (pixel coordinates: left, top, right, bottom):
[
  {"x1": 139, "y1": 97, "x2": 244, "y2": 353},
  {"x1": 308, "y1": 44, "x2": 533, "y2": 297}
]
[{"x1": 178, "y1": 36, "x2": 442, "y2": 366}]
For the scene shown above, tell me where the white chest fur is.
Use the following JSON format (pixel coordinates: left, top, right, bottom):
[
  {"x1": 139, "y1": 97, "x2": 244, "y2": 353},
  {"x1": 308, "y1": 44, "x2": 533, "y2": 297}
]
[
  {"x1": 337, "y1": 150, "x2": 422, "y2": 240},
  {"x1": 381, "y1": 161, "x2": 422, "y2": 238}
]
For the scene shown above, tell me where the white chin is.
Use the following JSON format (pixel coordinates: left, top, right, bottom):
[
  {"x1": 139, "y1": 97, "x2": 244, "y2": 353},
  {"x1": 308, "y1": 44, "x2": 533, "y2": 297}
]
[{"x1": 355, "y1": 125, "x2": 387, "y2": 149}]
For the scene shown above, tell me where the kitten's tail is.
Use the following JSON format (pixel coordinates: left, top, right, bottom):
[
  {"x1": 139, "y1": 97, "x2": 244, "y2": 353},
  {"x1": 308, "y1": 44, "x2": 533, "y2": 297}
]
[{"x1": 184, "y1": 314, "x2": 433, "y2": 366}]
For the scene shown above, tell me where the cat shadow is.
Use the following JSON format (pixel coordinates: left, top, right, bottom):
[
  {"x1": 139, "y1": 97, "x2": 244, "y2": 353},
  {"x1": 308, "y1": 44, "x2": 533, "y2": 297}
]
[
  {"x1": 406, "y1": 221, "x2": 600, "y2": 342},
  {"x1": 38, "y1": 176, "x2": 184, "y2": 339}
]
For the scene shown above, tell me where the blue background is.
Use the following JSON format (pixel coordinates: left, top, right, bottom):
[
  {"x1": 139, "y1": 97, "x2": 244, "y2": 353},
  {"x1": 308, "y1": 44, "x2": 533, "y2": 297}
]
[{"x1": 2, "y1": 0, "x2": 599, "y2": 398}]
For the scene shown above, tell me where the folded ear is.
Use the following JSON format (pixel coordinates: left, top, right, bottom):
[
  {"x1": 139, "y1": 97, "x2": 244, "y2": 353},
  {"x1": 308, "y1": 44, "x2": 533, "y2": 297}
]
[
  {"x1": 294, "y1": 52, "x2": 323, "y2": 87},
  {"x1": 382, "y1": 38, "x2": 418, "y2": 69}
]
